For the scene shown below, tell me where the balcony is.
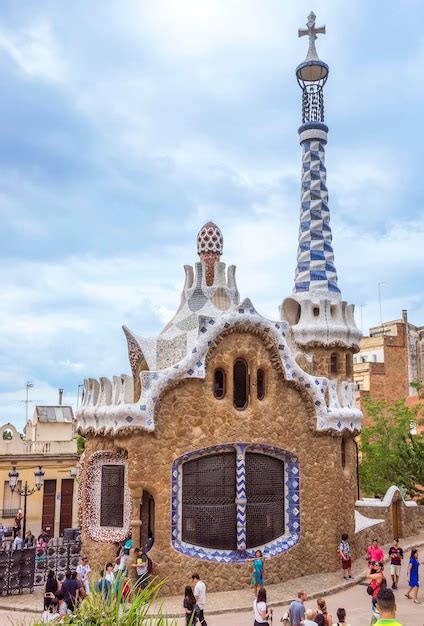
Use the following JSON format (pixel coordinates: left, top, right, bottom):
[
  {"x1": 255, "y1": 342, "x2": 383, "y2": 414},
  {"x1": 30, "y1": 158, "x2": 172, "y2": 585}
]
[{"x1": 1, "y1": 508, "x2": 19, "y2": 519}]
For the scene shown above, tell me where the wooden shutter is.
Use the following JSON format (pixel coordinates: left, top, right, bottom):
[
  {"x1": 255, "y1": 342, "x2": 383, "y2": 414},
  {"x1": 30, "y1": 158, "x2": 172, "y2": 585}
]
[
  {"x1": 100, "y1": 465, "x2": 125, "y2": 527},
  {"x1": 59, "y1": 479, "x2": 74, "y2": 536},
  {"x1": 42, "y1": 480, "x2": 57, "y2": 536}
]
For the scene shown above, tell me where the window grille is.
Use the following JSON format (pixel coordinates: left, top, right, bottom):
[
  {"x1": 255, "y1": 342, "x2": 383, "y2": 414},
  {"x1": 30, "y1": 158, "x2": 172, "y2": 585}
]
[
  {"x1": 245, "y1": 452, "x2": 285, "y2": 548},
  {"x1": 100, "y1": 465, "x2": 125, "y2": 527},
  {"x1": 182, "y1": 452, "x2": 236, "y2": 550},
  {"x1": 181, "y1": 448, "x2": 285, "y2": 551}
]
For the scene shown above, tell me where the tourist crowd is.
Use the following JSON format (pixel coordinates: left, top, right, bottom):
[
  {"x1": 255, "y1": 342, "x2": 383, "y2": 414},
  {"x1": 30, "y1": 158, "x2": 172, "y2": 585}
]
[{"x1": 37, "y1": 534, "x2": 420, "y2": 625}]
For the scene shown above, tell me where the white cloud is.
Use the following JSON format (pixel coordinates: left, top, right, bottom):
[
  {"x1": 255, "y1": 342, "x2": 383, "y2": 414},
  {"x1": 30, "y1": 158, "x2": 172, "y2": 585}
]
[{"x1": 0, "y1": 19, "x2": 67, "y2": 82}]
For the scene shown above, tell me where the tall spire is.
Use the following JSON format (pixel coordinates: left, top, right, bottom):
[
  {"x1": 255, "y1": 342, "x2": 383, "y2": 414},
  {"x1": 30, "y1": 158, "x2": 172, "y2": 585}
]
[
  {"x1": 294, "y1": 12, "x2": 339, "y2": 300},
  {"x1": 280, "y1": 13, "x2": 361, "y2": 349}
]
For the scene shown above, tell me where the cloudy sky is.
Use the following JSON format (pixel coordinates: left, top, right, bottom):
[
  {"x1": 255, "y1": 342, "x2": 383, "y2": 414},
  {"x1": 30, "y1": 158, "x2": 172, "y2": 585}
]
[{"x1": 0, "y1": 1, "x2": 423, "y2": 429}]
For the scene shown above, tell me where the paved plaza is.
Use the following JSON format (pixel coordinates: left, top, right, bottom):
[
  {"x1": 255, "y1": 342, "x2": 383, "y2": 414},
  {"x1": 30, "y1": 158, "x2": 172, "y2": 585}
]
[
  {"x1": 0, "y1": 531, "x2": 422, "y2": 625},
  {"x1": 0, "y1": 581, "x2": 422, "y2": 625}
]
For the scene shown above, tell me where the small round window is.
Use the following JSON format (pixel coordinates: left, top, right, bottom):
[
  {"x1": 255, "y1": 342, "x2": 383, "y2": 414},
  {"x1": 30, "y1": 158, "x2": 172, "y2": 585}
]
[
  {"x1": 214, "y1": 368, "x2": 226, "y2": 400},
  {"x1": 257, "y1": 369, "x2": 266, "y2": 400}
]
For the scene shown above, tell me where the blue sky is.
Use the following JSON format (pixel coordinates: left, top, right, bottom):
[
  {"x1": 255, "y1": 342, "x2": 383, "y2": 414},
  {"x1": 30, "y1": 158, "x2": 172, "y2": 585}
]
[{"x1": 0, "y1": 0, "x2": 423, "y2": 429}]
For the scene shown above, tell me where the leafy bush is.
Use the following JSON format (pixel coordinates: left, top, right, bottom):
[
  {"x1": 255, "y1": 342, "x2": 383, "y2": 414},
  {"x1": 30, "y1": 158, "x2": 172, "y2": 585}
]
[{"x1": 34, "y1": 577, "x2": 180, "y2": 625}]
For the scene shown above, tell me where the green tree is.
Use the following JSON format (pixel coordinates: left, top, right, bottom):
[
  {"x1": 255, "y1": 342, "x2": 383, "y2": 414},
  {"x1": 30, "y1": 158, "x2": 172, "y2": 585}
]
[
  {"x1": 359, "y1": 399, "x2": 424, "y2": 498},
  {"x1": 76, "y1": 434, "x2": 86, "y2": 455}
]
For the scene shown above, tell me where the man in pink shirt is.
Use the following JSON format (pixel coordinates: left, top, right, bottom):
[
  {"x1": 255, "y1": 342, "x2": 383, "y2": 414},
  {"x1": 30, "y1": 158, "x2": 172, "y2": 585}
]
[{"x1": 367, "y1": 538, "x2": 384, "y2": 564}]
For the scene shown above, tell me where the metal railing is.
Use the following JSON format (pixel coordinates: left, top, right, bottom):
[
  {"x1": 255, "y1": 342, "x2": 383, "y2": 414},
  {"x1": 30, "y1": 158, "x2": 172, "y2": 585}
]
[
  {"x1": 0, "y1": 509, "x2": 19, "y2": 519},
  {"x1": 0, "y1": 539, "x2": 81, "y2": 595}
]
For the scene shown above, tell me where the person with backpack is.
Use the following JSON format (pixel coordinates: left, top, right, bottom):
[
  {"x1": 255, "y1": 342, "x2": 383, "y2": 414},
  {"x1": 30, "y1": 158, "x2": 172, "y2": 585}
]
[
  {"x1": 315, "y1": 597, "x2": 332, "y2": 626},
  {"x1": 367, "y1": 561, "x2": 386, "y2": 610},
  {"x1": 253, "y1": 586, "x2": 272, "y2": 625}
]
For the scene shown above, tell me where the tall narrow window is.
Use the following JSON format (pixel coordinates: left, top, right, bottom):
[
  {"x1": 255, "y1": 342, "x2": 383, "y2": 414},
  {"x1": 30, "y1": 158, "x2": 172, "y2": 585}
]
[
  {"x1": 257, "y1": 369, "x2": 266, "y2": 400},
  {"x1": 341, "y1": 438, "x2": 346, "y2": 469},
  {"x1": 214, "y1": 368, "x2": 226, "y2": 399},
  {"x1": 100, "y1": 465, "x2": 125, "y2": 527},
  {"x1": 233, "y1": 359, "x2": 248, "y2": 410},
  {"x1": 330, "y1": 353, "x2": 338, "y2": 376},
  {"x1": 346, "y1": 354, "x2": 353, "y2": 378}
]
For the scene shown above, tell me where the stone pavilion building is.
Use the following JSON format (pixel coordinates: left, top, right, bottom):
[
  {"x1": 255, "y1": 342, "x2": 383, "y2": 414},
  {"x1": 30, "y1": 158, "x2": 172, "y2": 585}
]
[{"x1": 76, "y1": 14, "x2": 418, "y2": 592}]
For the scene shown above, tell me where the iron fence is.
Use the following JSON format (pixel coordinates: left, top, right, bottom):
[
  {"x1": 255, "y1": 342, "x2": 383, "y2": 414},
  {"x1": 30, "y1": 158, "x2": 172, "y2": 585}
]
[{"x1": 0, "y1": 539, "x2": 81, "y2": 595}]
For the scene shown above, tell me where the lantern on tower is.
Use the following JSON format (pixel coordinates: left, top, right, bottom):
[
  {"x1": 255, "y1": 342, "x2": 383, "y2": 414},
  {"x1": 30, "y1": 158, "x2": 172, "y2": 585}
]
[{"x1": 296, "y1": 12, "x2": 329, "y2": 123}]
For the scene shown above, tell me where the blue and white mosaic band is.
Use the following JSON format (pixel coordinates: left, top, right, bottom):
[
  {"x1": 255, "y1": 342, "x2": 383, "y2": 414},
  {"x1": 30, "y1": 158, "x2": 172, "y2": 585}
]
[
  {"x1": 171, "y1": 442, "x2": 300, "y2": 564},
  {"x1": 235, "y1": 444, "x2": 247, "y2": 551},
  {"x1": 294, "y1": 122, "x2": 340, "y2": 297}
]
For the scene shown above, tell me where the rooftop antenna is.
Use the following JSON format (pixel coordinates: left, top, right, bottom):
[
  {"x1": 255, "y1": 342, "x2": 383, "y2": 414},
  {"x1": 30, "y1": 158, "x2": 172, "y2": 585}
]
[
  {"x1": 378, "y1": 282, "x2": 387, "y2": 334},
  {"x1": 21, "y1": 381, "x2": 34, "y2": 423}
]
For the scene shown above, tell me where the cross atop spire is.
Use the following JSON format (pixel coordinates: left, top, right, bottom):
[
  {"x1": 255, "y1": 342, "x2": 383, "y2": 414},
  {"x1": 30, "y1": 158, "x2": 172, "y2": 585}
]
[{"x1": 298, "y1": 11, "x2": 326, "y2": 62}]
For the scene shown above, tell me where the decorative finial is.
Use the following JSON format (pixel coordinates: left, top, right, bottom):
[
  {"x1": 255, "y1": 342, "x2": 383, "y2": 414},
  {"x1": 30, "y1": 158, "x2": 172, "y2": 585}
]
[
  {"x1": 298, "y1": 11, "x2": 326, "y2": 62},
  {"x1": 197, "y1": 222, "x2": 224, "y2": 286}
]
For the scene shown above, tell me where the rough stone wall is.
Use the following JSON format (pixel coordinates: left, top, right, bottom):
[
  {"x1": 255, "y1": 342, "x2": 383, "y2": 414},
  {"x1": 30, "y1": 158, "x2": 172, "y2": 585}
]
[
  {"x1": 352, "y1": 500, "x2": 418, "y2": 557},
  {"x1": 311, "y1": 347, "x2": 355, "y2": 380},
  {"x1": 81, "y1": 331, "x2": 358, "y2": 594}
]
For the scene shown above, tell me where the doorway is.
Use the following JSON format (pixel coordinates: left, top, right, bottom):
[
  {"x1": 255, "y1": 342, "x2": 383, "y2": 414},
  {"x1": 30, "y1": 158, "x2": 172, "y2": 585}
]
[
  {"x1": 140, "y1": 491, "x2": 155, "y2": 550},
  {"x1": 42, "y1": 480, "x2": 57, "y2": 537},
  {"x1": 59, "y1": 479, "x2": 74, "y2": 536}
]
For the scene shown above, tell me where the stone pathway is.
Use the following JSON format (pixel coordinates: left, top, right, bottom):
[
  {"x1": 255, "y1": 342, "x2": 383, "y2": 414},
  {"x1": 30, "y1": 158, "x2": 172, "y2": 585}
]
[{"x1": 0, "y1": 530, "x2": 422, "y2": 618}]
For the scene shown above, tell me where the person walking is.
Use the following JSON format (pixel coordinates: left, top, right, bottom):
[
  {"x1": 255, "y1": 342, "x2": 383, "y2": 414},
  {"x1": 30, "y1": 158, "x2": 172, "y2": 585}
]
[
  {"x1": 44, "y1": 569, "x2": 60, "y2": 610},
  {"x1": 337, "y1": 534, "x2": 352, "y2": 580},
  {"x1": 55, "y1": 592, "x2": 68, "y2": 622},
  {"x1": 249, "y1": 549, "x2": 265, "y2": 596},
  {"x1": 183, "y1": 585, "x2": 197, "y2": 625},
  {"x1": 388, "y1": 538, "x2": 403, "y2": 590},
  {"x1": 367, "y1": 539, "x2": 384, "y2": 565},
  {"x1": 61, "y1": 570, "x2": 80, "y2": 612},
  {"x1": 289, "y1": 590, "x2": 307, "y2": 626},
  {"x1": 76, "y1": 555, "x2": 91, "y2": 595},
  {"x1": 405, "y1": 547, "x2": 421, "y2": 604},
  {"x1": 332, "y1": 608, "x2": 350, "y2": 626},
  {"x1": 375, "y1": 588, "x2": 402, "y2": 625},
  {"x1": 253, "y1": 587, "x2": 272, "y2": 625},
  {"x1": 315, "y1": 598, "x2": 332, "y2": 626},
  {"x1": 192, "y1": 573, "x2": 207, "y2": 626}
]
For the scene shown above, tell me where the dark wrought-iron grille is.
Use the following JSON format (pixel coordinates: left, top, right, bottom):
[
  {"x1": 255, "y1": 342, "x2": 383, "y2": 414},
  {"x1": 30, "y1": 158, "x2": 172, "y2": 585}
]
[
  {"x1": 100, "y1": 465, "x2": 125, "y2": 527},
  {"x1": 182, "y1": 452, "x2": 237, "y2": 550},
  {"x1": 245, "y1": 452, "x2": 285, "y2": 548}
]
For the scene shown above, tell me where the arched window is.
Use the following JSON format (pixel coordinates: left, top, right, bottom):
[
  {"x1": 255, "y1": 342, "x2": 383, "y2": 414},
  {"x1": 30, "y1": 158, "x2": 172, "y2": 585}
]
[
  {"x1": 213, "y1": 368, "x2": 226, "y2": 399},
  {"x1": 179, "y1": 447, "x2": 287, "y2": 552},
  {"x1": 330, "y1": 353, "x2": 338, "y2": 376},
  {"x1": 256, "y1": 369, "x2": 266, "y2": 400},
  {"x1": 341, "y1": 438, "x2": 346, "y2": 469},
  {"x1": 233, "y1": 359, "x2": 249, "y2": 410}
]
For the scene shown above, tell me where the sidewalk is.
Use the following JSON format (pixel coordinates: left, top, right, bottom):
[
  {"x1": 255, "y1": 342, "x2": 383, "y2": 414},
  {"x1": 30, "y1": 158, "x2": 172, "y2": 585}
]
[{"x1": 1, "y1": 530, "x2": 423, "y2": 617}]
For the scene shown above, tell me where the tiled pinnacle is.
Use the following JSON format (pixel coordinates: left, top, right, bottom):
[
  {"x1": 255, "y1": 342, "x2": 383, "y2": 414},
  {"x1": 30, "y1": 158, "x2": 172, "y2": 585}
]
[{"x1": 294, "y1": 130, "x2": 340, "y2": 297}]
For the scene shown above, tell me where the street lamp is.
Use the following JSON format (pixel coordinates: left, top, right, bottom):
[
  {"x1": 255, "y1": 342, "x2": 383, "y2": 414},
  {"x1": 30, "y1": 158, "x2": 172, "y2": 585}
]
[{"x1": 8, "y1": 465, "x2": 45, "y2": 539}]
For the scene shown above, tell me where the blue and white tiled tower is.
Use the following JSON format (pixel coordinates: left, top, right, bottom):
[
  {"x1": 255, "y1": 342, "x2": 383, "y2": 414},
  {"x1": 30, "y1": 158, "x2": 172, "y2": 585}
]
[{"x1": 281, "y1": 13, "x2": 361, "y2": 350}]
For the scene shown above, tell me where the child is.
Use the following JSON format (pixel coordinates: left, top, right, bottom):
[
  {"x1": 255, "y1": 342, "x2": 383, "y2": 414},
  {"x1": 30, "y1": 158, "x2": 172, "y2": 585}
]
[{"x1": 337, "y1": 533, "x2": 352, "y2": 580}]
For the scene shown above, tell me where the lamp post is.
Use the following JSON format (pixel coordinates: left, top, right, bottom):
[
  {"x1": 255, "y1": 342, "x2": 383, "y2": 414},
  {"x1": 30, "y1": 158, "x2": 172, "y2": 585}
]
[{"x1": 8, "y1": 465, "x2": 45, "y2": 539}]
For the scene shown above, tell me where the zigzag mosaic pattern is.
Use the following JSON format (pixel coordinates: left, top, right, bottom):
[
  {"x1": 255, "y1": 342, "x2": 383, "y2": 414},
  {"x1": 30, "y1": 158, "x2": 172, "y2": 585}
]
[
  {"x1": 294, "y1": 130, "x2": 340, "y2": 296},
  {"x1": 171, "y1": 443, "x2": 300, "y2": 564}
]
